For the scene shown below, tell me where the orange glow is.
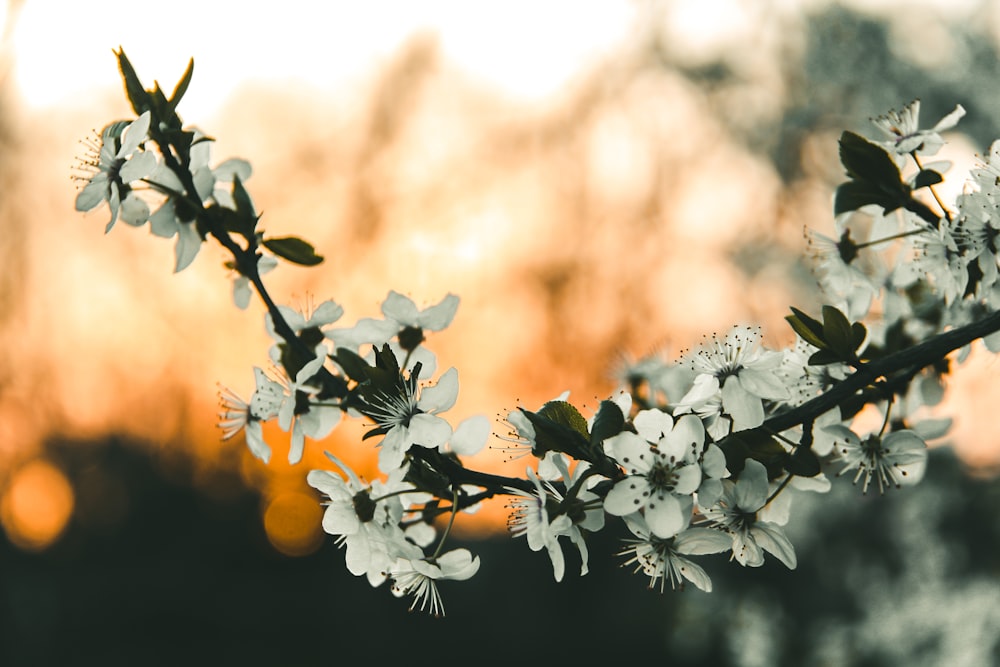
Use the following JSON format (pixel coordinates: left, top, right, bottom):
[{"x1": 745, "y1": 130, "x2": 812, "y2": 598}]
[
  {"x1": 263, "y1": 491, "x2": 325, "y2": 557},
  {"x1": 1, "y1": 459, "x2": 75, "y2": 551},
  {"x1": 1, "y1": 0, "x2": 998, "y2": 556}
]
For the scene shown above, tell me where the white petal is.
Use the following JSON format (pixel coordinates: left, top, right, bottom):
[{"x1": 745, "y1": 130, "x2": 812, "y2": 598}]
[
  {"x1": 721, "y1": 379, "x2": 764, "y2": 430},
  {"x1": 233, "y1": 277, "x2": 252, "y2": 310},
  {"x1": 75, "y1": 176, "x2": 108, "y2": 212},
  {"x1": 436, "y1": 548, "x2": 480, "y2": 581},
  {"x1": 119, "y1": 149, "x2": 157, "y2": 182},
  {"x1": 408, "y1": 413, "x2": 453, "y2": 449},
  {"x1": 603, "y1": 477, "x2": 651, "y2": 516},
  {"x1": 931, "y1": 104, "x2": 966, "y2": 131},
  {"x1": 447, "y1": 415, "x2": 490, "y2": 456},
  {"x1": 378, "y1": 427, "x2": 408, "y2": 472},
  {"x1": 663, "y1": 413, "x2": 705, "y2": 460},
  {"x1": 418, "y1": 293, "x2": 460, "y2": 331},
  {"x1": 604, "y1": 431, "x2": 652, "y2": 474},
  {"x1": 121, "y1": 111, "x2": 151, "y2": 154},
  {"x1": 678, "y1": 374, "x2": 720, "y2": 407},
  {"x1": 735, "y1": 459, "x2": 769, "y2": 511},
  {"x1": 753, "y1": 523, "x2": 797, "y2": 569},
  {"x1": 173, "y1": 221, "x2": 202, "y2": 272},
  {"x1": 672, "y1": 464, "x2": 702, "y2": 496},
  {"x1": 674, "y1": 527, "x2": 733, "y2": 555},
  {"x1": 287, "y1": 422, "x2": 305, "y2": 464},
  {"x1": 676, "y1": 556, "x2": 713, "y2": 592},
  {"x1": 633, "y1": 408, "x2": 673, "y2": 442},
  {"x1": 644, "y1": 492, "x2": 686, "y2": 538},
  {"x1": 213, "y1": 158, "x2": 252, "y2": 182},
  {"x1": 418, "y1": 367, "x2": 459, "y2": 414},
  {"x1": 381, "y1": 290, "x2": 420, "y2": 325},
  {"x1": 737, "y1": 367, "x2": 789, "y2": 400},
  {"x1": 149, "y1": 201, "x2": 179, "y2": 238},
  {"x1": 119, "y1": 194, "x2": 149, "y2": 226},
  {"x1": 244, "y1": 421, "x2": 270, "y2": 464}
]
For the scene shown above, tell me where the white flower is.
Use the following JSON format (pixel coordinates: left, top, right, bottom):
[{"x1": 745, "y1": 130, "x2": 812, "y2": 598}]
[
  {"x1": 700, "y1": 459, "x2": 797, "y2": 569},
  {"x1": 147, "y1": 129, "x2": 252, "y2": 272},
  {"x1": 547, "y1": 456, "x2": 605, "y2": 576},
  {"x1": 506, "y1": 467, "x2": 573, "y2": 581},
  {"x1": 602, "y1": 414, "x2": 706, "y2": 538},
  {"x1": 216, "y1": 367, "x2": 283, "y2": 463},
  {"x1": 75, "y1": 111, "x2": 156, "y2": 232},
  {"x1": 824, "y1": 425, "x2": 928, "y2": 494},
  {"x1": 896, "y1": 218, "x2": 968, "y2": 305},
  {"x1": 326, "y1": 291, "x2": 458, "y2": 380},
  {"x1": 265, "y1": 296, "x2": 345, "y2": 362},
  {"x1": 308, "y1": 456, "x2": 417, "y2": 587},
  {"x1": 804, "y1": 222, "x2": 879, "y2": 319},
  {"x1": 677, "y1": 326, "x2": 789, "y2": 436},
  {"x1": 276, "y1": 351, "x2": 341, "y2": 465},
  {"x1": 871, "y1": 99, "x2": 965, "y2": 157},
  {"x1": 361, "y1": 367, "x2": 459, "y2": 472},
  {"x1": 619, "y1": 515, "x2": 730, "y2": 592},
  {"x1": 389, "y1": 548, "x2": 481, "y2": 616}
]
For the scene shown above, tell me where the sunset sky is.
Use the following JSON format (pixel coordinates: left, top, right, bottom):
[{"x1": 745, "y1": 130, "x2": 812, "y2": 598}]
[{"x1": 2, "y1": 0, "x2": 1000, "y2": 557}]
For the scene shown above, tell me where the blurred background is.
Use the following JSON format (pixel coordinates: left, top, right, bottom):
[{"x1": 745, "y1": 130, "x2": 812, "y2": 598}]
[{"x1": 2, "y1": 0, "x2": 1000, "y2": 664}]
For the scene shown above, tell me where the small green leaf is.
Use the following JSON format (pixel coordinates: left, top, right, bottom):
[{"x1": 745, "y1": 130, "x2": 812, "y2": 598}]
[
  {"x1": 334, "y1": 347, "x2": 372, "y2": 383},
  {"x1": 232, "y1": 175, "x2": 255, "y2": 218},
  {"x1": 785, "y1": 446, "x2": 821, "y2": 477},
  {"x1": 851, "y1": 321, "x2": 867, "y2": 352},
  {"x1": 838, "y1": 131, "x2": 903, "y2": 186},
  {"x1": 589, "y1": 400, "x2": 625, "y2": 449},
  {"x1": 263, "y1": 236, "x2": 324, "y2": 266},
  {"x1": 169, "y1": 57, "x2": 195, "y2": 112},
  {"x1": 521, "y1": 402, "x2": 590, "y2": 458},
  {"x1": 115, "y1": 47, "x2": 151, "y2": 115},
  {"x1": 537, "y1": 401, "x2": 590, "y2": 440},
  {"x1": 834, "y1": 181, "x2": 895, "y2": 216},
  {"x1": 787, "y1": 307, "x2": 827, "y2": 349},
  {"x1": 807, "y1": 349, "x2": 843, "y2": 366},
  {"x1": 822, "y1": 305, "x2": 855, "y2": 357},
  {"x1": 912, "y1": 169, "x2": 943, "y2": 189},
  {"x1": 717, "y1": 428, "x2": 786, "y2": 479},
  {"x1": 902, "y1": 197, "x2": 942, "y2": 225}
]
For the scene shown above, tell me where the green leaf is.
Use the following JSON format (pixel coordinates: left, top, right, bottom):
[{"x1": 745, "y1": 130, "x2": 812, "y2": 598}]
[
  {"x1": 115, "y1": 47, "x2": 151, "y2": 115},
  {"x1": 232, "y1": 175, "x2": 256, "y2": 219},
  {"x1": 263, "y1": 236, "x2": 324, "y2": 266},
  {"x1": 838, "y1": 131, "x2": 902, "y2": 186},
  {"x1": 537, "y1": 401, "x2": 590, "y2": 440},
  {"x1": 808, "y1": 349, "x2": 843, "y2": 366},
  {"x1": 589, "y1": 400, "x2": 625, "y2": 448},
  {"x1": 903, "y1": 197, "x2": 942, "y2": 225},
  {"x1": 786, "y1": 307, "x2": 827, "y2": 349},
  {"x1": 168, "y1": 57, "x2": 194, "y2": 112},
  {"x1": 912, "y1": 169, "x2": 943, "y2": 189},
  {"x1": 785, "y1": 446, "x2": 821, "y2": 477},
  {"x1": 821, "y1": 305, "x2": 855, "y2": 357},
  {"x1": 716, "y1": 428, "x2": 786, "y2": 478},
  {"x1": 834, "y1": 181, "x2": 897, "y2": 216},
  {"x1": 851, "y1": 321, "x2": 867, "y2": 352},
  {"x1": 521, "y1": 402, "x2": 590, "y2": 458},
  {"x1": 334, "y1": 347, "x2": 372, "y2": 383}
]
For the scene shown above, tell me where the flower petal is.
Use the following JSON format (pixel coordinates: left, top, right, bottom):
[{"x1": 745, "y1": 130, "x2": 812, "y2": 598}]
[
  {"x1": 418, "y1": 367, "x2": 459, "y2": 414},
  {"x1": 418, "y1": 294, "x2": 459, "y2": 331},
  {"x1": 603, "y1": 477, "x2": 651, "y2": 516},
  {"x1": 447, "y1": 415, "x2": 490, "y2": 456}
]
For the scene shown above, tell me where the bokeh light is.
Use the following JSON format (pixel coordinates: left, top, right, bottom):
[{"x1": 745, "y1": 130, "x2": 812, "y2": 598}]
[{"x1": 0, "y1": 458, "x2": 74, "y2": 551}]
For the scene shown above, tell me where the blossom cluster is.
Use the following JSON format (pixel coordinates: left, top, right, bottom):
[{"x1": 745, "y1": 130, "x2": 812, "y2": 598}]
[{"x1": 77, "y1": 53, "x2": 1000, "y2": 615}]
